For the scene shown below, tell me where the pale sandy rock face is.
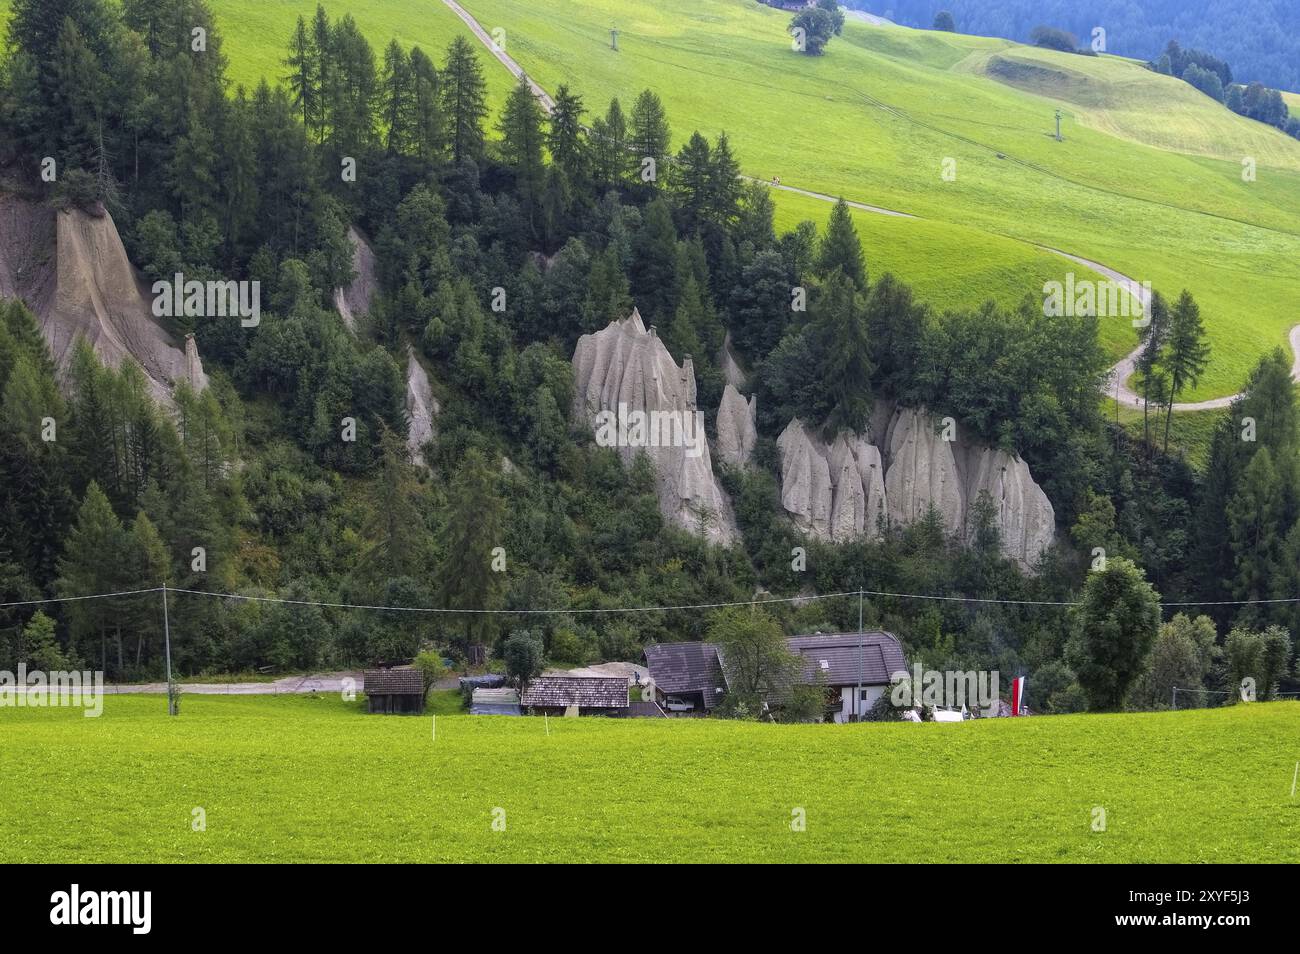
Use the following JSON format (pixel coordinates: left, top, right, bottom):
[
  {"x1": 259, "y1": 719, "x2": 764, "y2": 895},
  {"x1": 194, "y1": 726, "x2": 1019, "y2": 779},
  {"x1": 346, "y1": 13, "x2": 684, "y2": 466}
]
[
  {"x1": 775, "y1": 403, "x2": 1055, "y2": 567},
  {"x1": 716, "y1": 382, "x2": 757, "y2": 469},
  {"x1": 184, "y1": 334, "x2": 209, "y2": 392},
  {"x1": 777, "y1": 420, "x2": 886, "y2": 542},
  {"x1": 333, "y1": 226, "x2": 378, "y2": 332},
  {"x1": 883, "y1": 405, "x2": 964, "y2": 536},
  {"x1": 572, "y1": 310, "x2": 738, "y2": 545},
  {"x1": 828, "y1": 432, "x2": 887, "y2": 541},
  {"x1": 405, "y1": 345, "x2": 438, "y2": 467},
  {"x1": 961, "y1": 445, "x2": 1055, "y2": 570},
  {"x1": 776, "y1": 419, "x2": 834, "y2": 539},
  {"x1": 46, "y1": 206, "x2": 204, "y2": 405},
  {"x1": 718, "y1": 331, "x2": 747, "y2": 388}
]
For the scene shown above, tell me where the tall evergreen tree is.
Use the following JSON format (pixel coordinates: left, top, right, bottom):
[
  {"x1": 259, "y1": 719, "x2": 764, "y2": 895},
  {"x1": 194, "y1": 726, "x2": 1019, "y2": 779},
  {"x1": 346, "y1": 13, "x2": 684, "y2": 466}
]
[
  {"x1": 437, "y1": 448, "x2": 505, "y2": 650},
  {"x1": 442, "y1": 35, "x2": 488, "y2": 164},
  {"x1": 379, "y1": 39, "x2": 412, "y2": 155},
  {"x1": 590, "y1": 97, "x2": 631, "y2": 187},
  {"x1": 547, "y1": 84, "x2": 587, "y2": 182},
  {"x1": 1161, "y1": 290, "x2": 1211, "y2": 452},
  {"x1": 408, "y1": 45, "x2": 445, "y2": 165},
  {"x1": 816, "y1": 198, "x2": 866, "y2": 289},
  {"x1": 1135, "y1": 289, "x2": 1171, "y2": 446},
  {"x1": 629, "y1": 88, "x2": 671, "y2": 184},
  {"x1": 284, "y1": 15, "x2": 318, "y2": 130},
  {"x1": 497, "y1": 74, "x2": 547, "y2": 238}
]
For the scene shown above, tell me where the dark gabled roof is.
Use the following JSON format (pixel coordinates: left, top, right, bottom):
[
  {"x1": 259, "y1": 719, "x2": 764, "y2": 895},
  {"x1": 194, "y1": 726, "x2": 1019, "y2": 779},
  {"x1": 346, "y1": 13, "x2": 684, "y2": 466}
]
[
  {"x1": 786, "y1": 632, "x2": 908, "y2": 688},
  {"x1": 363, "y1": 669, "x2": 424, "y2": 694},
  {"x1": 520, "y1": 676, "x2": 629, "y2": 709},
  {"x1": 643, "y1": 642, "x2": 726, "y2": 704}
]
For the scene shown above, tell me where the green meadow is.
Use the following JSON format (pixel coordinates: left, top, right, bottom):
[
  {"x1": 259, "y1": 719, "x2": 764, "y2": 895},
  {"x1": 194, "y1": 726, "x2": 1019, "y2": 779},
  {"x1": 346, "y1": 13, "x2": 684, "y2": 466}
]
[{"x1": 1, "y1": 695, "x2": 1297, "y2": 862}]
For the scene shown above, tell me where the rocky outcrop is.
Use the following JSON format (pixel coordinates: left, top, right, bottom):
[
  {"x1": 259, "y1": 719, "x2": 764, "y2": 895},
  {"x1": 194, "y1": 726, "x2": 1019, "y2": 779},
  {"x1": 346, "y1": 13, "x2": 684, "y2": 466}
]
[
  {"x1": 882, "y1": 405, "x2": 964, "y2": 536},
  {"x1": 405, "y1": 346, "x2": 438, "y2": 466},
  {"x1": 776, "y1": 401, "x2": 1054, "y2": 569},
  {"x1": 718, "y1": 331, "x2": 747, "y2": 388},
  {"x1": 716, "y1": 383, "x2": 757, "y2": 469},
  {"x1": 0, "y1": 195, "x2": 205, "y2": 406},
  {"x1": 776, "y1": 420, "x2": 886, "y2": 542},
  {"x1": 184, "y1": 333, "x2": 209, "y2": 392},
  {"x1": 959, "y1": 445, "x2": 1055, "y2": 568},
  {"x1": 572, "y1": 310, "x2": 737, "y2": 545},
  {"x1": 333, "y1": 226, "x2": 378, "y2": 331}
]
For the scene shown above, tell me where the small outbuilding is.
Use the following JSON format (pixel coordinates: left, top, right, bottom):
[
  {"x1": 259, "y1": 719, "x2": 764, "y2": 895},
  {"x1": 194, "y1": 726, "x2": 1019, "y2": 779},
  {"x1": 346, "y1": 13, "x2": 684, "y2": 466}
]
[
  {"x1": 471, "y1": 687, "x2": 522, "y2": 716},
  {"x1": 520, "y1": 676, "x2": 629, "y2": 716},
  {"x1": 363, "y1": 669, "x2": 426, "y2": 714},
  {"x1": 642, "y1": 642, "x2": 727, "y2": 715}
]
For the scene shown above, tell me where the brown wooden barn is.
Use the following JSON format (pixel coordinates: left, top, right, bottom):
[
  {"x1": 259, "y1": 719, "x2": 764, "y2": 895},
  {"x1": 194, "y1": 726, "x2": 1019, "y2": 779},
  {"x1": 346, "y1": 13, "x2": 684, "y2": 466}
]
[
  {"x1": 519, "y1": 676, "x2": 628, "y2": 716},
  {"x1": 363, "y1": 669, "x2": 426, "y2": 714}
]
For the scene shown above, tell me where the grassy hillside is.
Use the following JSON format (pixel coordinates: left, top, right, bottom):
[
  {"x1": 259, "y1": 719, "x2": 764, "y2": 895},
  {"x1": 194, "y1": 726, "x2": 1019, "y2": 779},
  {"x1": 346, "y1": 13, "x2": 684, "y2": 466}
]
[
  {"x1": 2, "y1": 695, "x2": 1295, "y2": 862},
  {"x1": 195, "y1": 0, "x2": 1299, "y2": 401},
  {"x1": 452, "y1": 0, "x2": 1300, "y2": 401},
  {"x1": 3, "y1": 0, "x2": 1295, "y2": 401}
]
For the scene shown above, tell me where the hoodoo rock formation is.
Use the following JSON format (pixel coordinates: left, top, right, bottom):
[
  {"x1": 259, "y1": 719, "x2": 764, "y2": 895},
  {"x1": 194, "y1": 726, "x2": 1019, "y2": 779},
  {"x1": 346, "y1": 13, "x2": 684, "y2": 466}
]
[
  {"x1": 715, "y1": 382, "x2": 757, "y2": 469},
  {"x1": 882, "y1": 405, "x2": 964, "y2": 536},
  {"x1": 405, "y1": 345, "x2": 438, "y2": 466},
  {"x1": 776, "y1": 419, "x2": 886, "y2": 542},
  {"x1": 0, "y1": 195, "x2": 206, "y2": 404},
  {"x1": 333, "y1": 226, "x2": 378, "y2": 332},
  {"x1": 776, "y1": 401, "x2": 1055, "y2": 569},
  {"x1": 572, "y1": 310, "x2": 737, "y2": 545}
]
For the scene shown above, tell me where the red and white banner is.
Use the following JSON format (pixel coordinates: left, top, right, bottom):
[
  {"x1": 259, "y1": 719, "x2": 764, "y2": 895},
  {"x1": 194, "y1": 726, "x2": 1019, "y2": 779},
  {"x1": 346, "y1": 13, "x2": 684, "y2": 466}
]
[{"x1": 1011, "y1": 676, "x2": 1025, "y2": 716}]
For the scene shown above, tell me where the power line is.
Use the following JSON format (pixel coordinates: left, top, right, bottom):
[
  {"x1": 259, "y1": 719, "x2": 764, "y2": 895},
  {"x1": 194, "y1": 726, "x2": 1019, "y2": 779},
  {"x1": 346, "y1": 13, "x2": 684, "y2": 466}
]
[
  {"x1": 0, "y1": 586, "x2": 163, "y2": 608},
  {"x1": 4, "y1": 585, "x2": 1300, "y2": 614}
]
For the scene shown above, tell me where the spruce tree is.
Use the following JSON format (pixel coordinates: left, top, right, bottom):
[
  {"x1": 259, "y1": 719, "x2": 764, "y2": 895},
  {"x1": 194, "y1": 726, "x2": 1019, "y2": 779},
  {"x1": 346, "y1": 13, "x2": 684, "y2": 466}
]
[
  {"x1": 442, "y1": 35, "x2": 488, "y2": 164},
  {"x1": 437, "y1": 449, "x2": 505, "y2": 650},
  {"x1": 629, "y1": 89, "x2": 671, "y2": 183},
  {"x1": 547, "y1": 84, "x2": 587, "y2": 185},
  {"x1": 497, "y1": 75, "x2": 547, "y2": 238},
  {"x1": 1161, "y1": 290, "x2": 1211, "y2": 452},
  {"x1": 817, "y1": 198, "x2": 866, "y2": 289},
  {"x1": 284, "y1": 15, "x2": 318, "y2": 130}
]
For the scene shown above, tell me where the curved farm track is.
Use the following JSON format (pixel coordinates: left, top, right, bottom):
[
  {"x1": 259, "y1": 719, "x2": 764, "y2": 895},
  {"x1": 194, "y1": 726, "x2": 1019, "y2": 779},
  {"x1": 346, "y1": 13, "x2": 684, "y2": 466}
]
[{"x1": 443, "y1": 0, "x2": 1300, "y2": 411}]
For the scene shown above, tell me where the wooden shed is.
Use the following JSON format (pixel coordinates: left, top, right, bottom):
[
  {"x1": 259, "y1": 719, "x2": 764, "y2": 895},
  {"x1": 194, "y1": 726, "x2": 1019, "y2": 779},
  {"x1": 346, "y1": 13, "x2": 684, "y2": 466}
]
[
  {"x1": 520, "y1": 676, "x2": 629, "y2": 716},
  {"x1": 363, "y1": 669, "x2": 426, "y2": 714}
]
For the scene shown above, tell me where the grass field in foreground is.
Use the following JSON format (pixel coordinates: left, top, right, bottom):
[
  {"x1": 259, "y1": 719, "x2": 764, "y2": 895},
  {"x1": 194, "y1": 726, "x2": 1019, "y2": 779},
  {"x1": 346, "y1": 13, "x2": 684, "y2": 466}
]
[{"x1": 3, "y1": 695, "x2": 1296, "y2": 862}]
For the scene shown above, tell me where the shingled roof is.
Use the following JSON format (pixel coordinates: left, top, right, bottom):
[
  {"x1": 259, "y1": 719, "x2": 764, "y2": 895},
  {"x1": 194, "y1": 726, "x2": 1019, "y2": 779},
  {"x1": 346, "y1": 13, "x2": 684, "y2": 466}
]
[
  {"x1": 786, "y1": 632, "x2": 907, "y2": 687},
  {"x1": 643, "y1": 642, "x2": 727, "y2": 705},
  {"x1": 363, "y1": 669, "x2": 424, "y2": 694},
  {"x1": 520, "y1": 676, "x2": 629, "y2": 709}
]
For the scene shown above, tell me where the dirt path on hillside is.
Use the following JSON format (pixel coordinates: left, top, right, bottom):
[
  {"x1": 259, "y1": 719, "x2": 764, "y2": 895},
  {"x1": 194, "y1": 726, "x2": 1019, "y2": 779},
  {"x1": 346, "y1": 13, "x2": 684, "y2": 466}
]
[
  {"x1": 446, "y1": 0, "x2": 1300, "y2": 412},
  {"x1": 441, "y1": 0, "x2": 554, "y2": 113}
]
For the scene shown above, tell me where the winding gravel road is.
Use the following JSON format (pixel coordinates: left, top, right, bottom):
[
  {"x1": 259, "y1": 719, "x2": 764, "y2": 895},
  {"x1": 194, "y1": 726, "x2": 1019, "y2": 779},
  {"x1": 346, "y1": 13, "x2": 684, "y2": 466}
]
[{"x1": 443, "y1": 0, "x2": 1300, "y2": 411}]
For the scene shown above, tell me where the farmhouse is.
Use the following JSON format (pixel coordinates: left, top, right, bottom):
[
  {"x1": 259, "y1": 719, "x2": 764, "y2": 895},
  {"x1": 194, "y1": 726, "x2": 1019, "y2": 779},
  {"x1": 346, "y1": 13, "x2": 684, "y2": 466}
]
[
  {"x1": 363, "y1": 668, "x2": 425, "y2": 714},
  {"x1": 644, "y1": 632, "x2": 909, "y2": 722},
  {"x1": 786, "y1": 632, "x2": 908, "y2": 723},
  {"x1": 642, "y1": 642, "x2": 727, "y2": 714},
  {"x1": 520, "y1": 676, "x2": 629, "y2": 716}
]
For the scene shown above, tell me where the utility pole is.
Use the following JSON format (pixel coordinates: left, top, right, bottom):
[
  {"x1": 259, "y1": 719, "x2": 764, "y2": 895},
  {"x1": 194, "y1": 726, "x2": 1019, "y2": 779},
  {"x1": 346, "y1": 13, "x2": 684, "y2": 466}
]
[
  {"x1": 162, "y1": 581, "x2": 176, "y2": 716},
  {"x1": 610, "y1": 28, "x2": 619, "y2": 51},
  {"x1": 1055, "y1": 108, "x2": 1063, "y2": 142},
  {"x1": 855, "y1": 588, "x2": 863, "y2": 722}
]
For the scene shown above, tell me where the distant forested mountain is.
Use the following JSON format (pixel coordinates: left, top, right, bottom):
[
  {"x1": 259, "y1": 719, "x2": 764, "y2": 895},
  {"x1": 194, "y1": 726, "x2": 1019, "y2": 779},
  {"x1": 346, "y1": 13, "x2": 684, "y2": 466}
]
[{"x1": 851, "y1": 0, "x2": 1300, "y2": 93}]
